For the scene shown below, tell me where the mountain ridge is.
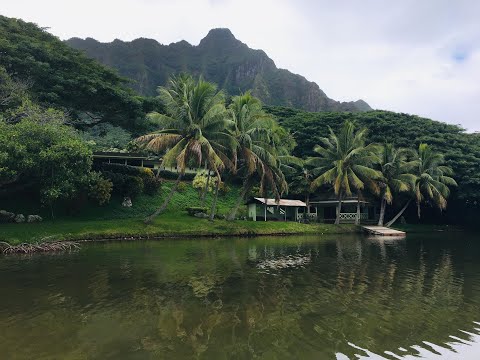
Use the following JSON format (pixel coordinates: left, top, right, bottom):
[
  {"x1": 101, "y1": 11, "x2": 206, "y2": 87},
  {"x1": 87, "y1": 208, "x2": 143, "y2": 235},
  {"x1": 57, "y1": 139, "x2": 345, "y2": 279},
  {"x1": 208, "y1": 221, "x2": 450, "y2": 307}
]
[{"x1": 66, "y1": 28, "x2": 371, "y2": 112}]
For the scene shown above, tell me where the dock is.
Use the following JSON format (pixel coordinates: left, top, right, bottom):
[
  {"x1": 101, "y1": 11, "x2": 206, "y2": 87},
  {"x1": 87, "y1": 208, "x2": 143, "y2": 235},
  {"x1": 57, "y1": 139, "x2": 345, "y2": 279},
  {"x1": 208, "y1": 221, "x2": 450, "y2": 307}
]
[{"x1": 361, "y1": 226, "x2": 406, "y2": 237}]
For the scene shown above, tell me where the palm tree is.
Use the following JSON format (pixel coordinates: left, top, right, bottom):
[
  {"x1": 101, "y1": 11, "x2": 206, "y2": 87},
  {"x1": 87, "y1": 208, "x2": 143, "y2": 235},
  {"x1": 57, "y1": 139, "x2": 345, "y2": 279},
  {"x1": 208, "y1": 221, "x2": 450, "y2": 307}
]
[
  {"x1": 307, "y1": 121, "x2": 382, "y2": 225},
  {"x1": 136, "y1": 74, "x2": 235, "y2": 223},
  {"x1": 226, "y1": 92, "x2": 288, "y2": 221},
  {"x1": 385, "y1": 143, "x2": 457, "y2": 227},
  {"x1": 288, "y1": 164, "x2": 314, "y2": 216},
  {"x1": 376, "y1": 144, "x2": 417, "y2": 226}
]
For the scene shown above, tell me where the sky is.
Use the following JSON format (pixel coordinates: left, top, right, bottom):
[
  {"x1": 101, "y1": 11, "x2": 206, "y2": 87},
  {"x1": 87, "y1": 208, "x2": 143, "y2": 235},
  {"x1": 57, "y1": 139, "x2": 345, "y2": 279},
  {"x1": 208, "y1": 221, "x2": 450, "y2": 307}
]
[{"x1": 2, "y1": 0, "x2": 480, "y2": 131}]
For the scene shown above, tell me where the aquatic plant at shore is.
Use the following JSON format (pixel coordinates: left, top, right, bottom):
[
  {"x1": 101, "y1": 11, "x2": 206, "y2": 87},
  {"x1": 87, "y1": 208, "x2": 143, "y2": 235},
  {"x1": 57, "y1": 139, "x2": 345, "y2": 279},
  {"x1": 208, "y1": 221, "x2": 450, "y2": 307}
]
[{"x1": 0, "y1": 241, "x2": 80, "y2": 254}]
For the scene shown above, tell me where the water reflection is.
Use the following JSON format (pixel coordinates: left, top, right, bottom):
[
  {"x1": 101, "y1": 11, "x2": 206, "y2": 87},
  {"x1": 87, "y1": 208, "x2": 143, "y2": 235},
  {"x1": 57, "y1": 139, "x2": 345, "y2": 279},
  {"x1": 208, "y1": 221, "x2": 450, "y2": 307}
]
[{"x1": 0, "y1": 234, "x2": 479, "y2": 359}]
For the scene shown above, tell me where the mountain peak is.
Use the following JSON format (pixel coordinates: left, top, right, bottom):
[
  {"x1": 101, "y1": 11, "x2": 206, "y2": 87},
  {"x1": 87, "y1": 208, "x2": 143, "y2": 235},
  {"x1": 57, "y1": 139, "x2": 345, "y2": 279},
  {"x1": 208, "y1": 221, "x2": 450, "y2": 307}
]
[{"x1": 199, "y1": 28, "x2": 237, "y2": 46}]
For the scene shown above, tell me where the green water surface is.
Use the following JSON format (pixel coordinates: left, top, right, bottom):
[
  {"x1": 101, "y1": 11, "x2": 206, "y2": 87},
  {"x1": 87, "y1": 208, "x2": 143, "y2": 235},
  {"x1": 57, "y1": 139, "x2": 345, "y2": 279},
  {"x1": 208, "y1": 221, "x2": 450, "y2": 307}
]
[{"x1": 0, "y1": 233, "x2": 479, "y2": 359}]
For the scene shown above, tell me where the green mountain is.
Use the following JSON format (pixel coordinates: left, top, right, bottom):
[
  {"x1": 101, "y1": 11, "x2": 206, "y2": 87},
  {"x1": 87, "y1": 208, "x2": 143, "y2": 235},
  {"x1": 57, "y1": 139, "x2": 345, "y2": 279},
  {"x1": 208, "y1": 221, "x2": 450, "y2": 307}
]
[
  {"x1": 66, "y1": 29, "x2": 371, "y2": 112},
  {"x1": 0, "y1": 15, "x2": 148, "y2": 131}
]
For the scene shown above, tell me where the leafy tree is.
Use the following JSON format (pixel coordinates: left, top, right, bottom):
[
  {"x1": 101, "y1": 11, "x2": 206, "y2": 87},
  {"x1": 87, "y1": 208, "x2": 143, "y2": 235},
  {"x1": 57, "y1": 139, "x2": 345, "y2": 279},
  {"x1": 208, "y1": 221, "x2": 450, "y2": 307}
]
[
  {"x1": 376, "y1": 144, "x2": 416, "y2": 226},
  {"x1": 226, "y1": 92, "x2": 288, "y2": 220},
  {"x1": 135, "y1": 74, "x2": 235, "y2": 223},
  {"x1": 386, "y1": 144, "x2": 457, "y2": 226},
  {"x1": 307, "y1": 121, "x2": 382, "y2": 224},
  {"x1": 0, "y1": 109, "x2": 93, "y2": 217},
  {"x1": 288, "y1": 165, "x2": 314, "y2": 214}
]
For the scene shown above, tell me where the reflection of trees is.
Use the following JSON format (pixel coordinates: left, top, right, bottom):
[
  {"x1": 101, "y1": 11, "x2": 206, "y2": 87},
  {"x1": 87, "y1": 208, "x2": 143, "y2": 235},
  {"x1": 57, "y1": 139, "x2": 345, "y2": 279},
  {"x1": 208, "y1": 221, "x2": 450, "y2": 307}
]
[{"x1": 0, "y1": 236, "x2": 479, "y2": 359}]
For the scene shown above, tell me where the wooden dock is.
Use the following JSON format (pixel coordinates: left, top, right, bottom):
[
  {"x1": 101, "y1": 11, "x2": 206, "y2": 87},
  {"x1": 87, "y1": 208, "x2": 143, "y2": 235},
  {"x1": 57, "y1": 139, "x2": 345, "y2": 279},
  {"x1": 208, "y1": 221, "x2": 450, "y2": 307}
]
[{"x1": 361, "y1": 226, "x2": 406, "y2": 237}]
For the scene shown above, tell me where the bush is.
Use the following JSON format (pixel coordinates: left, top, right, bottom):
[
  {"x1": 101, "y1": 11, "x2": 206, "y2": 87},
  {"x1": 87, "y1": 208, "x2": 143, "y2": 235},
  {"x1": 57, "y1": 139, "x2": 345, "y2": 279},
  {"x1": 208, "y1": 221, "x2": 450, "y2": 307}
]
[
  {"x1": 102, "y1": 171, "x2": 126, "y2": 195},
  {"x1": 124, "y1": 176, "x2": 144, "y2": 197},
  {"x1": 88, "y1": 173, "x2": 113, "y2": 205},
  {"x1": 185, "y1": 206, "x2": 209, "y2": 216},
  {"x1": 177, "y1": 182, "x2": 188, "y2": 193},
  {"x1": 219, "y1": 183, "x2": 230, "y2": 196},
  {"x1": 144, "y1": 176, "x2": 162, "y2": 195},
  {"x1": 159, "y1": 170, "x2": 196, "y2": 181}
]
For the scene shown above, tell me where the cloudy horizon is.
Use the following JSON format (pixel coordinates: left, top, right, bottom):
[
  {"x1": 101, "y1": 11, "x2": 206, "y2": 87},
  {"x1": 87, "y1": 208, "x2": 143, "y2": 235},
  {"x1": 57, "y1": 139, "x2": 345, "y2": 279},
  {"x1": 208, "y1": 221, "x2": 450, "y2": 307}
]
[{"x1": 2, "y1": 0, "x2": 479, "y2": 131}]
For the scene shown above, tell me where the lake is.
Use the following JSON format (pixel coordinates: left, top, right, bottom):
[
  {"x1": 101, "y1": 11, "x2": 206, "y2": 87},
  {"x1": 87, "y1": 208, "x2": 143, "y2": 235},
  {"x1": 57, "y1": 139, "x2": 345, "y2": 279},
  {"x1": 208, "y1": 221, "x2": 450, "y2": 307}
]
[{"x1": 0, "y1": 233, "x2": 479, "y2": 359}]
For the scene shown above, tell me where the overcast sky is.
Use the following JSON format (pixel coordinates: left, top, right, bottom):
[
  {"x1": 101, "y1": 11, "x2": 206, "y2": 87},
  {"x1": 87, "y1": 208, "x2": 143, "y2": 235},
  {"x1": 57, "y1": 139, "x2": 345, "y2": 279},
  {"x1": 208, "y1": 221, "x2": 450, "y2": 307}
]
[{"x1": 3, "y1": 0, "x2": 479, "y2": 131}]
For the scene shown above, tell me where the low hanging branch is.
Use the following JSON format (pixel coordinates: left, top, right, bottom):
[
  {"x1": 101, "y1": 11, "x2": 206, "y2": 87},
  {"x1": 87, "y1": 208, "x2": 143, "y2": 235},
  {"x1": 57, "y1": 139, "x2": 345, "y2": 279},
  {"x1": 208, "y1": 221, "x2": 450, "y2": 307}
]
[{"x1": 0, "y1": 241, "x2": 80, "y2": 255}]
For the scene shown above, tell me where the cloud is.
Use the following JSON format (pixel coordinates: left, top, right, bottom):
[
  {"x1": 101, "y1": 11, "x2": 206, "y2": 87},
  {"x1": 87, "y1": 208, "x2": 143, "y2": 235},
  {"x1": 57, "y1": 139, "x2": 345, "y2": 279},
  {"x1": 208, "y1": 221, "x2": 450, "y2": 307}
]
[{"x1": 2, "y1": 0, "x2": 479, "y2": 131}]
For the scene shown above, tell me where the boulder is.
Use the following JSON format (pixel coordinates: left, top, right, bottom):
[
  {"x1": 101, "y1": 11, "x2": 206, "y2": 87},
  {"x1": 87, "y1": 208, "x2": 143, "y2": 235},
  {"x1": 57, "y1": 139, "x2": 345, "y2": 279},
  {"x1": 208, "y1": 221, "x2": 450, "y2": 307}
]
[
  {"x1": 27, "y1": 215, "x2": 43, "y2": 223},
  {"x1": 14, "y1": 214, "x2": 25, "y2": 223},
  {"x1": 122, "y1": 197, "x2": 132, "y2": 207},
  {"x1": 0, "y1": 210, "x2": 16, "y2": 223},
  {"x1": 194, "y1": 212, "x2": 209, "y2": 219}
]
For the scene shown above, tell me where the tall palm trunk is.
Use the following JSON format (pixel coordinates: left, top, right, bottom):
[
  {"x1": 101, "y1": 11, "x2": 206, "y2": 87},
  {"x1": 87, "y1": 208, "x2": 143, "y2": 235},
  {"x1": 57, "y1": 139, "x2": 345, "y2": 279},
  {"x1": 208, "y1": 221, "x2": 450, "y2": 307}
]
[
  {"x1": 378, "y1": 197, "x2": 387, "y2": 226},
  {"x1": 385, "y1": 199, "x2": 412, "y2": 227},
  {"x1": 227, "y1": 183, "x2": 250, "y2": 221},
  {"x1": 200, "y1": 165, "x2": 211, "y2": 207},
  {"x1": 209, "y1": 174, "x2": 221, "y2": 222},
  {"x1": 144, "y1": 173, "x2": 183, "y2": 224},
  {"x1": 335, "y1": 193, "x2": 343, "y2": 225}
]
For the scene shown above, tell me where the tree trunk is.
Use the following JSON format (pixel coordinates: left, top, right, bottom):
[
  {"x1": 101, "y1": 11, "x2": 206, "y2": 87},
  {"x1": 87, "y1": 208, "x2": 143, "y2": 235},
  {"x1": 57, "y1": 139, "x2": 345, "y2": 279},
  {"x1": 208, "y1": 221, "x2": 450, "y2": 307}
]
[
  {"x1": 144, "y1": 173, "x2": 183, "y2": 224},
  {"x1": 355, "y1": 199, "x2": 361, "y2": 225},
  {"x1": 385, "y1": 199, "x2": 412, "y2": 227},
  {"x1": 417, "y1": 201, "x2": 421, "y2": 219},
  {"x1": 378, "y1": 197, "x2": 386, "y2": 226},
  {"x1": 306, "y1": 193, "x2": 310, "y2": 215},
  {"x1": 200, "y1": 167, "x2": 211, "y2": 207},
  {"x1": 209, "y1": 175, "x2": 221, "y2": 222},
  {"x1": 335, "y1": 193, "x2": 343, "y2": 225},
  {"x1": 227, "y1": 183, "x2": 249, "y2": 221}
]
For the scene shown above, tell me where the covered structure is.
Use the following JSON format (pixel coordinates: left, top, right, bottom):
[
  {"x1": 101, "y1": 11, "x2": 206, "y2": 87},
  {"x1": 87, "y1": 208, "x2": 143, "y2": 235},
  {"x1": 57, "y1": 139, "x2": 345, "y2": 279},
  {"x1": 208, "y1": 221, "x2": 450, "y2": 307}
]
[
  {"x1": 303, "y1": 196, "x2": 379, "y2": 224},
  {"x1": 93, "y1": 152, "x2": 162, "y2": 169},
  {"x1": 247, "y1": 198, "x2": 307, "y2": 222}
]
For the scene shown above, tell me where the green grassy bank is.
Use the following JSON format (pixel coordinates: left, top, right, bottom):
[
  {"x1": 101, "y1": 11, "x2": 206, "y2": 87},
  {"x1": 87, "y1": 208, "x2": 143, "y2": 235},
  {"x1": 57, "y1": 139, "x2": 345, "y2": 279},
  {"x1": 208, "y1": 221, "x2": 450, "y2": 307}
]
[
  {"x1": 0, "y1": 213, "x2": 357, "y2": 245},
  {"x1": 1, "y1": 181, "x2": 358, "y2": 244}
]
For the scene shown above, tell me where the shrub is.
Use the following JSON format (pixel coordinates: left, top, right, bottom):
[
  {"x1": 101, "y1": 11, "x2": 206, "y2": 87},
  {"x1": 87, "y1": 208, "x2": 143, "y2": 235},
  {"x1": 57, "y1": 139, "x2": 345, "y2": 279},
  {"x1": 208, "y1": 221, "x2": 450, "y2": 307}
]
[
  {"x1": 124, "y1": 176, "x2": 144, "y2": 197},
  {"x1": 88, "y1": 173, "x2": 113, "y2": 205},
  {"x1": 159, "y1": 170, "x2": 196, "y2": 181},
  {"x1": 192, "y1": 172, "x2": 214, "y2": 196},
  {"x1": 185, "y1": 206, "x2": 209, "y2": 216},
  {"x1": 144, "y1": 176, "x2": 162, "y2": 195},
  {"x1": 177, "y1": 182, "x2": 188, "y2": 193},
  {"x1": 219, "y1": 183, "x2": 230, "y2": 196},
  {"x1": 102, "y1": 171, "x2": 126, "y2": 195},
  {"x1": 139, "y1": 167, "x2": 155, "y2": 179}
]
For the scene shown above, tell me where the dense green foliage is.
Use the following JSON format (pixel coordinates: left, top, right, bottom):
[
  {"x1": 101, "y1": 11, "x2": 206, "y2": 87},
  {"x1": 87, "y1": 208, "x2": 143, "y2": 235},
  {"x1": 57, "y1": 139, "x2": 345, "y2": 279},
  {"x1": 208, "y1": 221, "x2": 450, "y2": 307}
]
[
  {"x1": 66, "y1": 29, "x2": 370, "y2": 112},
  {"x1": 0, "y1": 15, "x2": 150, "y2": 131},
  {"x1": 267, "y1": 107, "x2": 480, "y2": 225},
  {"x1": 0, "y1": 112, "x2": 93, "y2": 210}
]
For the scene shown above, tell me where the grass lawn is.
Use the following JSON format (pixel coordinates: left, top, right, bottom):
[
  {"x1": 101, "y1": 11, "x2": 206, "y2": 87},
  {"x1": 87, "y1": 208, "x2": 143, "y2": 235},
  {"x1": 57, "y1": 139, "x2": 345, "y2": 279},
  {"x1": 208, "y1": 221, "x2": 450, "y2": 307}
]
[
  {"x1": 1, "y1": 181, "x2": 358, "y2": 244},
  {"x1": 0, "y1": 212, "x2": 358, "y2": 244}
]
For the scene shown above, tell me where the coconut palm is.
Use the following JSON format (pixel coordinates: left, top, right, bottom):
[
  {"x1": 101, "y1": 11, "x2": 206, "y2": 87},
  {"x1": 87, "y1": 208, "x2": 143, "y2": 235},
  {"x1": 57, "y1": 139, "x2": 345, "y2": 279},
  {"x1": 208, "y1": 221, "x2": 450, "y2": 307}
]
[
  {"x1": 307, "y1": 121, "x2": 382, "y2": 224},
  {"x1": 376, "y1": 144, "x2": 417, "y2": 226},
  {"x1": 136, "y1": 74, "x2": 235, "y2": 223},
  {"x1": 386, "y1": 143, "x2": 457, "y2": 226},
  {"x1": 226, "y1": 92, "x2": 288, "y2": 221}
]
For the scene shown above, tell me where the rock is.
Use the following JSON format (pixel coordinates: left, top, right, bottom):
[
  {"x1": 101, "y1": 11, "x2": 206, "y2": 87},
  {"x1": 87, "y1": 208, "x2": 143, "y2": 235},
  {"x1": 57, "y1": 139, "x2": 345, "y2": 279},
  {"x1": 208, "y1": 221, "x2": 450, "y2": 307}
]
[
  {"x1": 194, "y1": 212, "x2": 209, "y2": 219},
  {"x1": 27, "y1": 215, "x2": 43, "y2": 223},
  {"x1": 14, "y1": 214, "x2": 25, "y2": 223},
  {"x1": 122, "y1": 197, "x2": 132, "y2": 207},
  {"x1": 0, "y1": 210, "x2": 16, "y2": 223}
]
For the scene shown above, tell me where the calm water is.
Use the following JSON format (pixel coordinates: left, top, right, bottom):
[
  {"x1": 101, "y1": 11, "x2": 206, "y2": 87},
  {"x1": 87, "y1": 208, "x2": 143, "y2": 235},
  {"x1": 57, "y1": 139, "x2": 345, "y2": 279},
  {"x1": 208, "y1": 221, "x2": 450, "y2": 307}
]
[{"x1": 1, "y1": 233, "x2": 479, "y2": 359}]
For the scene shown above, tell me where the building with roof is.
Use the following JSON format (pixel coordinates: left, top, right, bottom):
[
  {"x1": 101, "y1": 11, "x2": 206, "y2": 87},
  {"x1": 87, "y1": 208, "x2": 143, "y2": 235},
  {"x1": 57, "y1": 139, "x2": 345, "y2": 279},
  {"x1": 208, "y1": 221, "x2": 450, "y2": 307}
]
[{"x1": 246, "y1": 197, "x2": 307, "y2": 222}]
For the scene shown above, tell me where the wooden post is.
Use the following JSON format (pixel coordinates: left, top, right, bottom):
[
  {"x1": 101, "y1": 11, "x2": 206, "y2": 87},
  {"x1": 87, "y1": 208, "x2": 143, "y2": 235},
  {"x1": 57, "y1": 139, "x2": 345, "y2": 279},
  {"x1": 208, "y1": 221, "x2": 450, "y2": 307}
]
[
  {"x1": 264, "y1": 204, "x2": 267, "y2": 222},
  {"x1": 284, "y1": 206, "x2": 287, "y2": 222}
]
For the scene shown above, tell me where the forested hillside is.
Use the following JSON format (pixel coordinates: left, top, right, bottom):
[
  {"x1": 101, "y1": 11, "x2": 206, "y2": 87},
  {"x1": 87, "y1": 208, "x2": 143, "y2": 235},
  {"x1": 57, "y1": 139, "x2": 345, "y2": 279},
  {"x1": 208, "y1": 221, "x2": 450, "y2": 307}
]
[
  {"x1": 0, "y1": 15, "x2": 158, "y2": 132},
  {"x1": 266, "y1": 106, "x2": 480, "y2": 225},
  {"x1": 66, "y1": 28, "x2": 371, "y2": 113}
]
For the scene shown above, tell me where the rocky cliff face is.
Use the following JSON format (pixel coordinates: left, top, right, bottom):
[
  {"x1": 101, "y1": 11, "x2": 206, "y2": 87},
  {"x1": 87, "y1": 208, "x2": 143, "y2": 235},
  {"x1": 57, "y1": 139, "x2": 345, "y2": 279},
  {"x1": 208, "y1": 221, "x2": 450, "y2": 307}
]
[{"x1": 67, "y1": 29, "x2": 371, "y2": 112}]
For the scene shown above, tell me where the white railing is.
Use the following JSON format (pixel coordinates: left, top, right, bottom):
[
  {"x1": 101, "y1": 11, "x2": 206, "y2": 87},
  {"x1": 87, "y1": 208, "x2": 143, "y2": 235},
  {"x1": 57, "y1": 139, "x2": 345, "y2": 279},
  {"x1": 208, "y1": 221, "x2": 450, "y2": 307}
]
[{"x1": 339, "y1": 213, "x2": 368, "y2": 220}]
